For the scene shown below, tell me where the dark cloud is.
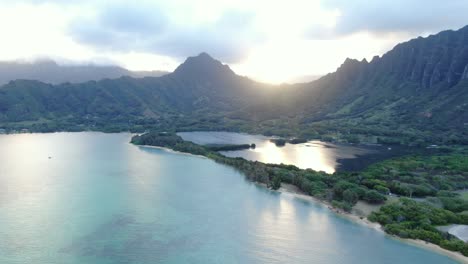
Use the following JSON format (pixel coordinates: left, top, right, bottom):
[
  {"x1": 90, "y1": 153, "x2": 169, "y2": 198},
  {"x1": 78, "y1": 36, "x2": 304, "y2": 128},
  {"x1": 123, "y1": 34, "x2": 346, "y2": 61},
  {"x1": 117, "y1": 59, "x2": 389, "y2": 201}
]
[
  {"x1": 69, "y1": 3, "x2": 167, "y2": 53},
  {"x1": 152, "y1": 11, "x2": 261, "y2": 63},
  {"x1": 315, "y1": 0, "x2": 468, "y2": 37},
  {"x1": 67, "y1": 3, "x2": 261, "y2": 63}
]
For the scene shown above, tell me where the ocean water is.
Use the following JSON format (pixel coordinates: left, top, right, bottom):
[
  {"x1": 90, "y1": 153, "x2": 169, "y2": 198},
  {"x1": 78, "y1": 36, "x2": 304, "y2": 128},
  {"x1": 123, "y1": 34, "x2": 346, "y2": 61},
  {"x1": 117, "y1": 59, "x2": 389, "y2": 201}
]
[{"x1": 0, "y1": 132, "x2": 459, "y2": 263}]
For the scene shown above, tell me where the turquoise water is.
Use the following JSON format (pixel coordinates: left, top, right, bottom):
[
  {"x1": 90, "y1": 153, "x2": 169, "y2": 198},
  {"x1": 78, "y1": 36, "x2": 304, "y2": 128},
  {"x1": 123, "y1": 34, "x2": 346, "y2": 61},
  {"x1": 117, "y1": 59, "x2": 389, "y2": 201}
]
[{"x1": 0, "y1": 133, "x2": 459, "y2": 264}]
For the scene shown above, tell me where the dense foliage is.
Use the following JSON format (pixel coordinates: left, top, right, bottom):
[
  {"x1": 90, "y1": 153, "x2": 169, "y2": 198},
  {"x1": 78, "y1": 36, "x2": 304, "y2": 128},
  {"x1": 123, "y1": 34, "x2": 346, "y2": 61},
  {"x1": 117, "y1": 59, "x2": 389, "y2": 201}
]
[
  {"x1": 360, "y1": 154, "x2": 468, "y2": 197},
  {"x1": 369, "y1": 198, "x2": 468, "y2": 256},
  {"x1": 206, "y1": 144, "x2": 254, "y2": 151}
]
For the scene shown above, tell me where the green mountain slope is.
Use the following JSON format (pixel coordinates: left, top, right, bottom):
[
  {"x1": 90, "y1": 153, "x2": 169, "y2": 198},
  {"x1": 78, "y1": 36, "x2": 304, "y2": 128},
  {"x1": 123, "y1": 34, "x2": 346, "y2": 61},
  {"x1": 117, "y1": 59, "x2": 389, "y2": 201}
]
[
  {"x1": 0, "y1": 53, "x2": 272, "y2": 132},
  {"x1": 315, "y1": 27, "x2": 468, "y2": 142},
  {"x1": 0, "y1": 27, "x2": 467, "y2": 143}
]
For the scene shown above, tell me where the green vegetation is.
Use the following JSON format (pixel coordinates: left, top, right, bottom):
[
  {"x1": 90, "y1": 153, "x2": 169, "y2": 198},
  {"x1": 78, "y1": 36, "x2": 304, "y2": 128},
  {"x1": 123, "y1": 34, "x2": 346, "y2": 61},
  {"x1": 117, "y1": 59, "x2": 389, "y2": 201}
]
[
  {"x1": 206, "y1": 144, "x2": 255, "y2": 151},
  {"x1": 368, "y1": 198, "x2": 468, "y2": 256},
  {"x1": 270, "y1": 138, "x2": 308, "y2": 146},
  {"x1": 131, "y1": 132, "x2": 209, "y2": 156},
  {"x1": 270, "y1": 139, "x2": 286, "y2": 146},
  {"x1": 360, "y1": 154, "x2": 468, "y2": 197},
  {"x1": 361, "y1": 152, "x2": 468, "y2": 256}
]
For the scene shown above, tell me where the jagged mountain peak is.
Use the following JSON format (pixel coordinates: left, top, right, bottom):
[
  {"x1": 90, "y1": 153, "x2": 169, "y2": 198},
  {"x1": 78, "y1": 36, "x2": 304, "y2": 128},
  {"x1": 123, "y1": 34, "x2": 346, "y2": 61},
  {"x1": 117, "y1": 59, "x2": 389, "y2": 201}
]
[
  {"x1": 334, "y1": 57, "x2": 368, "y2": 78},
  {"x1": 370, "y1": 56, "x2": 381, "y2": 63},
  {"x1": 340, "y1": 58, "x2": 368, "y2": 67},
  {"x1": 369, "y1": 24, "x2": 468, "y2": 88},
  {"x1": 172, "y1": 52, "x2": 235, "y2": 79},
  {"x1": 194, "y1": 52, "x2": 215, "y2": 60}
]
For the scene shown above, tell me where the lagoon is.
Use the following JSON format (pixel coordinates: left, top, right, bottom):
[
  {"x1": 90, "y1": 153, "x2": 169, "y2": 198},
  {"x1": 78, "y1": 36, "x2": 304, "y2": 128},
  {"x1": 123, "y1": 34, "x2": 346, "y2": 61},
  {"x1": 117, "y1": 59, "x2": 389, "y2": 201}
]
[
  {"x1": 0, "y1": 133, "x2": 459, "y2": 263},
  {"x1": 178, "y1": 131, "x2": 413, "y2": 173}
]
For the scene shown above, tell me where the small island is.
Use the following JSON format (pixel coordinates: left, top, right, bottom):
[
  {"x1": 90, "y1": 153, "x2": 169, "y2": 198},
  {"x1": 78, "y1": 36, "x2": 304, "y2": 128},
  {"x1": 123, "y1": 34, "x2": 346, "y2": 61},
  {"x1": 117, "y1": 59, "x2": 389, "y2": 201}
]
[{"x1": 270, "y1": 138, "x2": 308, "y2": 147}]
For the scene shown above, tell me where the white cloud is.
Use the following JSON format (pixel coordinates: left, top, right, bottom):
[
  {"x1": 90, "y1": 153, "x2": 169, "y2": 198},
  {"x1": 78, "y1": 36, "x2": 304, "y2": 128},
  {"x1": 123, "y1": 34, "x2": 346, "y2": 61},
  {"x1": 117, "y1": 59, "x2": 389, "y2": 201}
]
[
  {"x1": 0, "y1": 3, "x2": 92, "y2": 60},
  {"x1": 68, "y1": 5, "x2": 262, "y2": 63},
  {"x1": 320, "y1": 0, "x2": 468, "y2": 36},
  {"x1": 0, "y1": 0, "x2": 466, "y2": 83}
]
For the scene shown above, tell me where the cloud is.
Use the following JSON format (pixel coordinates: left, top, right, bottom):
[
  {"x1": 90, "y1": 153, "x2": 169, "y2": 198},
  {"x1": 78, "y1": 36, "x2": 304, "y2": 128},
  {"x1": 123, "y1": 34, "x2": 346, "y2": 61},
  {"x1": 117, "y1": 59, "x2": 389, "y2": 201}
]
[
  {"x1": 313, "y1": 0, "x2": 468, "y2": 37},
  {"x1": 151, "y1": 10, "x2": 262, "y2": 63},
  {"x1": 66, "y1": 2, "x2": 262, "y2": 63},
  {"x1": 3, "y1": 0, "x2": 468, "y2": 83},
  {"x1": 68, "y1": 3, "x2": 168, "y2": 51},
  {"x1": 99, "y1": 4, "x2": 167, "y2": 34}
]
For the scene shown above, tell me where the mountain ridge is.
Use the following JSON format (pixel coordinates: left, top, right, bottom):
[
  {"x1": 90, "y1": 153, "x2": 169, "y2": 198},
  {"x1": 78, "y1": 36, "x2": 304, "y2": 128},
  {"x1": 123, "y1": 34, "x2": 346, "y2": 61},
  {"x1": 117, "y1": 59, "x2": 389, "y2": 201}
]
[
  {"x1": 288, "y1": 25, "x2": 468, "y2": 129},
  {"x1": 0, "y1": 26, "x2": 467, "y2": 144}
]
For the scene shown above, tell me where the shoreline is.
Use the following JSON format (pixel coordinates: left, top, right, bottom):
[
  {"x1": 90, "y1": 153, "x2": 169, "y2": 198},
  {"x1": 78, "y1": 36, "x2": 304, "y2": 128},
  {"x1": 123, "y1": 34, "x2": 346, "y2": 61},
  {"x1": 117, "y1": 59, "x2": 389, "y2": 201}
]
[
  {"x1": 276, "y1": 183, "x2": 468, "y2": 264},
  {"x1": 137, "y1": 141, "x2": 468, "y2": 263},
  {"x1": 399, "y1": 238, "x2": 468, "y2": 264},
  {"x1": 276, "y1": 183, "x2": 382, "y2": 230},
  {"x1": 137, "y1": 144, "x2": 209, "y2": 159}
]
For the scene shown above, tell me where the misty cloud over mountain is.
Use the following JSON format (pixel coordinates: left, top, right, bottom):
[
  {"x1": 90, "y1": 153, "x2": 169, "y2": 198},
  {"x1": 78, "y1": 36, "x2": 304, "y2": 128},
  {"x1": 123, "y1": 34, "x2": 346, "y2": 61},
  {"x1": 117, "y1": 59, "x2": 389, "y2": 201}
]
[{"x1": 0, "y1": 60, "x2": 167, "y2": 85}]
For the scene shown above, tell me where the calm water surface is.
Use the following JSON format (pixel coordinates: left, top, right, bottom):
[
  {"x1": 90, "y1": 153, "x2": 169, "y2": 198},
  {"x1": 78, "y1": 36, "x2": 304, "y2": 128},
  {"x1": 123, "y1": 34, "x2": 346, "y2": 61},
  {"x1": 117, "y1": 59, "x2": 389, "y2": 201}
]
[
  {"x1": 0, "y1": 133, "x2": 459, "y2": 263},
  {"x1": 178, "y1": 132, "x2": 399, "y2": 173}
]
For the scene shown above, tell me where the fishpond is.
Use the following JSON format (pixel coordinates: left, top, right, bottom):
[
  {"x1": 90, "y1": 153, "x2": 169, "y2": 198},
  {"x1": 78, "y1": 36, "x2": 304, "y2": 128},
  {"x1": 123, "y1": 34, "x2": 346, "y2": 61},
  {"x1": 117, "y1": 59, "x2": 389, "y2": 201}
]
[{"x1": 178, "y1": 131, "x2": 415, "y2": 173}]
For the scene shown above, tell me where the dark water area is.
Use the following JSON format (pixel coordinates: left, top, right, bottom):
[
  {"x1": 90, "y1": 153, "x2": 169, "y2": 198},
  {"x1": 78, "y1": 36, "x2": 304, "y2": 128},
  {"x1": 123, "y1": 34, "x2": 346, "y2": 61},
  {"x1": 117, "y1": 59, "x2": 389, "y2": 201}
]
[
  {"x1": 178, "y1": 132, "x2": 427, "y2": 173},
  {"x1": 336, "y1": 144, "x2": 445, "y2": 172}
]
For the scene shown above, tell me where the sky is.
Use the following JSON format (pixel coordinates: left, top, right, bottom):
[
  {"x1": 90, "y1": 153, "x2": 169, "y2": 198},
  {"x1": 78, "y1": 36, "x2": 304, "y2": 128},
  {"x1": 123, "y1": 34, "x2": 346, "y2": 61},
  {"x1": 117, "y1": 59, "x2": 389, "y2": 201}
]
[{"x1": 0, "y1": 0, "x2": 467, "y2": 84}]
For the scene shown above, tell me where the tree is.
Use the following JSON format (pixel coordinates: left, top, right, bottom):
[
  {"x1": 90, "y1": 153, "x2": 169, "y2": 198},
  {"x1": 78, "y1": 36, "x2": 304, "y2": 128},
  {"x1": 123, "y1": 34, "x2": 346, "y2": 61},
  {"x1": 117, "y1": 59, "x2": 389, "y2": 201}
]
[
  {"x1": 333, "y1": 180, "x2": 358, "y2": 199},
  {"x1": 374, "y1": 185, "x2": 390, "y2": 195},
  {"x1": 364, "y1": 190, "x2": 386, "y2": 204},
  {"x1": 270, "y1": 176, "x2": 281, "y2": 190},
  {"x1": 343, "y1": 189, "x2": 359, "y2": 205}
]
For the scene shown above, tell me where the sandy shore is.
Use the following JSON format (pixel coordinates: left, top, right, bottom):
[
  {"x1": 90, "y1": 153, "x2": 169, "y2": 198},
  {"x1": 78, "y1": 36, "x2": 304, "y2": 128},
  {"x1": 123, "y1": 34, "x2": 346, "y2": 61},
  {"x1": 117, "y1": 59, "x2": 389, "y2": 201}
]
[
  {"x1": 137, "y1": 145, "x2": 209, "y2": 159},
  {"x1": 400, "y1": 238, "x2": 468, "y2": 264},
  {"x1": 277, "y1": 183, "x2": 468, "y2": 264},
  {"x1": 278, "y1": 184, "x2": 382, "y2": 230}
]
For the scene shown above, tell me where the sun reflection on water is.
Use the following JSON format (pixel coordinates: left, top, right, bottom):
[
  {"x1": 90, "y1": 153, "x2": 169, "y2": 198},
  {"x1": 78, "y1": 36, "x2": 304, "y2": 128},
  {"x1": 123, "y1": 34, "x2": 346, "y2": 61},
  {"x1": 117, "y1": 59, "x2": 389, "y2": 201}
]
[
  {"x1": 253, "y1": 142, "x2": 336, "y2": 173},
  {"x1": 221, "y1": 140, "x2": 338, "y2": 173},
  {"x1": 178, "y1": 132, "x2": 369, "y2": 173}
]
